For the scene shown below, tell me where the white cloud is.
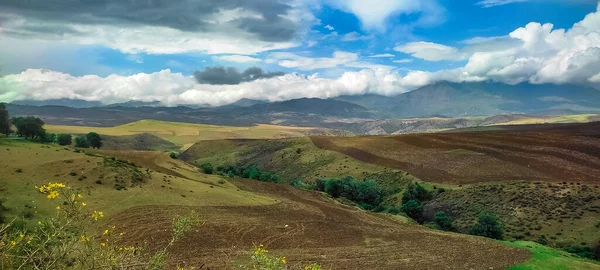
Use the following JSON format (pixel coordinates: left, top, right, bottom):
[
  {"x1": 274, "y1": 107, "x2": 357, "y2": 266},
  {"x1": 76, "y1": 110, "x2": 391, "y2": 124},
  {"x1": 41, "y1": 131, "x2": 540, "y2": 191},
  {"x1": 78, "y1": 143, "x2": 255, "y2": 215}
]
[
  {"x1": 214, "y1": 55, "x2": 262, "y2": 63},
  {"x1": 340, "y1": 32, "x2": 372, "y2": 41},
  {"x1": 325, "y1": 25, "x2": 335, "y2": 31},
  {"x1": 325, "y1": 0, "x2": 445, "y2": 30},
  {"x1": 369, "y1": 54, "x2": 395, "y2": 58},
  {"x1": 268, "y1": 51, "x2": 394, "y2": 70},
  {"x1": 0, "y1": 68, "x2": 447, "y2": 106},
  {"x1": 590, "y1": 73, "x2": 600, "y2": 83},
  {"x1": 476, "y1": 0, "x2": 528, "y2": 8},
  {"x1": 393, "y1": 59, "x2": 414, "y2": 63},
  {"x1": 395, "y1": 42, "x2": 468, "y2": 61}
]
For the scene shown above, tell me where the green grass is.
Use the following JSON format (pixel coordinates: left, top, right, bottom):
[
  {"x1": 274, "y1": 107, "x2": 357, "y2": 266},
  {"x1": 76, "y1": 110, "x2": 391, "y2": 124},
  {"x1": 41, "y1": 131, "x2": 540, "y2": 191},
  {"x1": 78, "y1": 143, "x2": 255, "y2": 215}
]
[{"x1": 507, "y1": 241, "x2": 600, "y2": 270}]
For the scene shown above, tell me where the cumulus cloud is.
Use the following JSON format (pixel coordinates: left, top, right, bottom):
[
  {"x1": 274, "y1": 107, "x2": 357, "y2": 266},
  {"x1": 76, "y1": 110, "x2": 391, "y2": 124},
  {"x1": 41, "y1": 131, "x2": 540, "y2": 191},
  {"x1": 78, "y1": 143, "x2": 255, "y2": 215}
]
[
  {"x1": 1, "y1": 68, "x2": 453, "y2": 106},
  {"x1": 340, "y1": 31, "x2": 372, "y2": 41},
  {"x1": 0, "y1": 0, "x2": 318, "y2": 54},
  {"x1": 193, "y1": 66, "x2": 285, "y2": 85}
]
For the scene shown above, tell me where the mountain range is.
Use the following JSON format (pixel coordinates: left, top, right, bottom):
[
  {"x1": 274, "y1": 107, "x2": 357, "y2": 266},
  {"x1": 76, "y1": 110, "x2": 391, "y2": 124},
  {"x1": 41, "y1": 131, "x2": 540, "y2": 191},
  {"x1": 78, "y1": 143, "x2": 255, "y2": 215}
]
[{"x1": 6, "y1": 81, "x2": 600, "y2": 131}]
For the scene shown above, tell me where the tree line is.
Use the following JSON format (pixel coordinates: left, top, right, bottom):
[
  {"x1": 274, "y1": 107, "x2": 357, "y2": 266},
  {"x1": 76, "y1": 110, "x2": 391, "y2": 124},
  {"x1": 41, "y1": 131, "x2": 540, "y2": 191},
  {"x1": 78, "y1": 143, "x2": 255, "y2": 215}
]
[{"x1": 0, "y1": 102, "x2": 102, "y2": 148}]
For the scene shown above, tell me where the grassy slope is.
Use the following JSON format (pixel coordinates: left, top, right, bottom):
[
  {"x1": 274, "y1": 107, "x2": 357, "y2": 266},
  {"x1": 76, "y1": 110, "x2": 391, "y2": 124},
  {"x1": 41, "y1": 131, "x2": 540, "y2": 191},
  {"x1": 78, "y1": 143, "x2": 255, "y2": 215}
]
[
  {"x1": 489, "y1": 114, "x2": 599, "y2": 126},
  {"x1": 46, "y1": 119, "x2": 323, "y2": 149},
  {"x1": 0, "y1": 139, "x2": 274, "y2": 225},
  {"x1": 508, "y1": 241, "x2": 600, "y2": 270}
]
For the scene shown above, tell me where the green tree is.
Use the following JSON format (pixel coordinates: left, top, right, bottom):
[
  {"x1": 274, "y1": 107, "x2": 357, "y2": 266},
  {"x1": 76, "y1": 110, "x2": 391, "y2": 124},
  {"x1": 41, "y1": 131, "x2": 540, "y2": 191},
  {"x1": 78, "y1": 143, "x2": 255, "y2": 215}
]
[
  {"x1": 434, "y1": 211, "x2": 454, "y2": 231},
  {"x1": 57, "y1": 134, "x2": 73, "y2": 146},
  {"x1": 74, "y1": 136, "x2": 91, "y2": 148},
  {"x1": 11, "y1": 116, "x2": 45, "y2": 139},
  {"x1": 200, "y1": 163, "x2": 213, "y2": 174},
  {"x1": 0, "y1": 103, "x2": 10, "y2": 136},
  {"x1": 86, "y1": 132, "x2": 103, "y2": 149},
  {"x1": 401, "y1": 200, "x2": 423, "y2": 221},
  {"x1": 248, "y1": 168, "x2": 260, "y2": 180},
  {"x1": 41, "y1": 132, "x2": 57, "y2": 144},
  {"x1": 401, "y1": 183, "x2": 431, "y2": 204},
  {"x1": 469, "y1": 214, "x2": 503, "y2": 240}
]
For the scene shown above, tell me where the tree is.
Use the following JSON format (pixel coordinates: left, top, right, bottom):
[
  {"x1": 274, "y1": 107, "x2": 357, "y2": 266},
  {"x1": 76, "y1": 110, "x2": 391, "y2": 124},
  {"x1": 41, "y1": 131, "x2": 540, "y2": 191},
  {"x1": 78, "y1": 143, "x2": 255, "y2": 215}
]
[
  {"x1": 41, "y1": 132, "x2": 57, "y2": 144},
  {"x1": 200, "y1": 163, "x2": 213, "y2": 174},
  {"x1": 401, "y1": 183, "x2": 431, "y2": 204},
  {"x1": 74, "y1": 136, "x2": 91, "y2": 148},
  {"x1": 434, "y1": 211, "x2": 454, "y2": 231},
  {"x1": 469, "y1": 214, "x2": 503, "y2": 240},
  {"x1": 86, "y1": 132, "x2": 103, "y2": 149},
  {"x1": 0, "y1": 103, "x2": 10, "y2": 136},
  {"x1": 401, "y1": 200, "x2": 423, "y2": 221},
  {"x1": 11, "y1": 116, "x2": 45, "y2": 139},
  {"x1": 57, "y1": 134, "x2": 73, "y2": 146}
]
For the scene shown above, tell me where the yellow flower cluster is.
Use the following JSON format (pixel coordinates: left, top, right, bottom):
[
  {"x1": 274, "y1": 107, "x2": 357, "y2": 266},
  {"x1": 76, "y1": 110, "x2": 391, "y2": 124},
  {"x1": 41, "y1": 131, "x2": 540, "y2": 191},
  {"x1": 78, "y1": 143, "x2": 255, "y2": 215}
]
[
  {"x1": 91, "y1": 210, "x2": 104, "y2": 221},
  {"x1": 37, "y1": 182, "x2": 66, "y2": 199},
  {"x1": 80, "y1": 235, "x2": 90, "y2": 242}
]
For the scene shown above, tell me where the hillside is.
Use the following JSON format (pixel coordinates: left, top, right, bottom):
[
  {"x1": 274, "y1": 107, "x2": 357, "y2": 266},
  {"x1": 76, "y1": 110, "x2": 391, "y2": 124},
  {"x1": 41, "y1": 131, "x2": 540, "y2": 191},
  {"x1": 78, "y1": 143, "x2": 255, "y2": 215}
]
[{"x1": 0, "y1": 137, "x2": 550, "y2": 269}]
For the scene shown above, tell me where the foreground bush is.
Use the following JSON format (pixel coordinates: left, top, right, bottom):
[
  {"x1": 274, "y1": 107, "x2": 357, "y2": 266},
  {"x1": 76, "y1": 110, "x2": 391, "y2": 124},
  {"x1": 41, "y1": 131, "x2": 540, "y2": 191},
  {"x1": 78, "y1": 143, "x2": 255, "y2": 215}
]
[{"x1": 0, "y1": 182, "x2": 200, "y2": 269}]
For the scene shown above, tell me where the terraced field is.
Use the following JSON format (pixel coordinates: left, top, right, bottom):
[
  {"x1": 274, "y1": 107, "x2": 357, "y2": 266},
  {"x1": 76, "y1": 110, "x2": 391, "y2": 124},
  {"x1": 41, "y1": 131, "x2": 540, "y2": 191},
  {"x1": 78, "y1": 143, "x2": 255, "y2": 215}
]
[{"x1": 311, "y1": 122, "x2": 600, "y2": 185}]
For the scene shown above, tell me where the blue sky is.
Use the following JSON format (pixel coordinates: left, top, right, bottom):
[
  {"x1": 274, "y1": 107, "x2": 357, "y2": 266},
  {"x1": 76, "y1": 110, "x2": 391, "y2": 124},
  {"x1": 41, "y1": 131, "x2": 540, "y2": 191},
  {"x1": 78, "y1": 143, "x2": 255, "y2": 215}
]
[{"x1": 1, "y1": 0, "x2": 599, "y2": 105}]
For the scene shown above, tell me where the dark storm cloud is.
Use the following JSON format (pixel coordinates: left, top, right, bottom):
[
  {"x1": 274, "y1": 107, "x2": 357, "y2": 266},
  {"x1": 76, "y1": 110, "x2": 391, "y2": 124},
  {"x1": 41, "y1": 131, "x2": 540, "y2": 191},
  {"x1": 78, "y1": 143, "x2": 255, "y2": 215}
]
[
  {"x1": 0, "y1": 0, "x2": 299, "y2": 42},
  {"x1": 194, "y1": 66, "x2": 285, "y2": 85}
]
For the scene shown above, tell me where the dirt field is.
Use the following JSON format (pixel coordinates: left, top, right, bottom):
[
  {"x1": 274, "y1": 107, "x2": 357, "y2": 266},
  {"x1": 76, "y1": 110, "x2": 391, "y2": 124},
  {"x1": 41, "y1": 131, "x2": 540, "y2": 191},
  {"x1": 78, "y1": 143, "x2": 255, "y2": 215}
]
[
  {"x1": 111, "y1": 180, "x2": 530, "y2": 269},
  {"x1": 311, "y1": 122, "x2": 600, "y2": 184}
]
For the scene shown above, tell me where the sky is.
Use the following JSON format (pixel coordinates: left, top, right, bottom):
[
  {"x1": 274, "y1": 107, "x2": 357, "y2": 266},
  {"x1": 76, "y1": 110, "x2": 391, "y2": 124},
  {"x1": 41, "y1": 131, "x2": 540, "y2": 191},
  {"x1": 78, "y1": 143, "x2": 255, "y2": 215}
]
[{"x1": 0, "y1": 0, "x2": 599, "y2": 106}]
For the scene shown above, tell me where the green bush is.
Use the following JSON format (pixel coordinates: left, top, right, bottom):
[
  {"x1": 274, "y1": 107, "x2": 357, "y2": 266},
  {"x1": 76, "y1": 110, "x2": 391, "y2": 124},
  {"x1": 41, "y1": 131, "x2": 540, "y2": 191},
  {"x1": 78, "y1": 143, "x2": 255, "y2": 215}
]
[
  {"x1": 86, "y1": 132, "x2": 103, "y2": 149},
  {"x1": 57, "y1": 134, "x2": 72, "y2": 146},
  {"x1": 200, "y1": 163, "x2": 214, "y2": 174},
  {"x1": 401, "y1": 200, "x2": 423, "y2": 220},
  {"x1": 401, "y1": 183, "x2": 431, "y2": 204},
  {"x1": 434, "y1": 211, "x2": 454, "y2": 231},
  {"x1": 74, "y1": 136, "x2": 90, "y2": 148},
  {"x1": 469, "y1": 214, "x2": 503, "y2": 240},
  {"x1": 564, "y1": 246, "x2": 595, "y2": 259},
  {"x1": 320, "y1": 177, "x2": 385, "y2": 210},
  {"x1": 169, "y1": 152, "x2": 179, "y2": 159}
]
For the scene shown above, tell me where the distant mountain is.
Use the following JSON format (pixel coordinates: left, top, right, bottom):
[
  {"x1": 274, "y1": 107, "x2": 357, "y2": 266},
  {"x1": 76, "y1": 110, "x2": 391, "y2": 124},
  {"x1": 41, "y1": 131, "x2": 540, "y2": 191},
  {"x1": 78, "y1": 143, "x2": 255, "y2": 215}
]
[
  {"x1": 241, "y1": 98, "x2": 371, "y2": 117},
  {"x1": 336, "y1": 82, "x2": 600, "y2": 117},
  {"x1": 11, "y1": 99, "x2": 103, "y2": 108},
  {"x1": 228, "y1": 98, "x2": 268, "y2": 107},
  {"x1": 103, "y1": 100, "x2": 162, "y2": 108}
]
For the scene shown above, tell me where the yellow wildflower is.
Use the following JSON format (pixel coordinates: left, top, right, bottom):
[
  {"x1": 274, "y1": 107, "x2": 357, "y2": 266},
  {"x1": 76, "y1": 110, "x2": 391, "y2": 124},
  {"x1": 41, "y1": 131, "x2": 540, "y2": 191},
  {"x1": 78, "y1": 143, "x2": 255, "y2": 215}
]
[
  {"x1": 27, "y1": 237, "x2": 32, "y2": 244},
  {"x1": 100, "y1": 242, "x2": 106, "y2": 247},
  {"x1": 19, "y1": 234, "x2": 24, "y2": 238},
  {"x1": 37, "y1": 221, "x2": 42, "y2": 225},
  {"x1": 119, "y1": 232, "x2": 124, "y2": 236},
  {"x1": 282, "y1": 257, "x2": 287, "y2": 264},
  {"x1": 81, "y1": 202, "x2": 87, "y2": 206},
  {"x1": 56, "y1": 206, "x2": 60, "y2": 210},
  {"x1": 104, "y1": 229, "x2": 109, "y2": 235},
  {"x1": 77, "y1": 194, "x2": 82, "y2": 198},
  {"x1": 11, "y1": 241, "x2": 16, "y2": 246},
  {"x1": 80, "y1": 235, "x2": 89, "y2": 242},
  {"x1": 47, "y1": 191, "x2": 59, "y2": 199}
]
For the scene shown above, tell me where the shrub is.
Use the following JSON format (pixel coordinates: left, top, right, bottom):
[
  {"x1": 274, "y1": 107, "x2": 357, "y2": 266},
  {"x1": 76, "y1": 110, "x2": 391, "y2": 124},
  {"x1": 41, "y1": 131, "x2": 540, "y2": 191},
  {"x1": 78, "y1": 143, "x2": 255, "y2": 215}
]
[
  {"x1": 74, "y1": 136, "x2": 90, "y2": 148},
  {"x1": 200, "y1": 163, "x2": 214, "y2": 174},
  {"x1": 564, "y1": 246, "x2": 595, "y2": 259},
  {"x1": 86, "y1": 132, "x2": 103, "y2": 149},
  {"x1": 0, "y1": 182, "x2": 201, "y2": 269},
  {"x1": 434, "y1": 211, "x2": 454, "y2": 231},
  {"x1": 469, "y1": 214, "x2": 504, "y2": 240},
  {"x1": 401, "y1": 200, "x2": 423, "y2": 221},
  {"x1": 321, "y1": 177, "x2": 385, "y2": 210},
  {"x1": 169, "y1": 151, "x2": 179, "y2": 159},
  {"x1": 401, "y1": 183, "x2": 431, "y2": 204},
  {"x1": 57, "y1": 134, "x2": 72, "y2": 146}
]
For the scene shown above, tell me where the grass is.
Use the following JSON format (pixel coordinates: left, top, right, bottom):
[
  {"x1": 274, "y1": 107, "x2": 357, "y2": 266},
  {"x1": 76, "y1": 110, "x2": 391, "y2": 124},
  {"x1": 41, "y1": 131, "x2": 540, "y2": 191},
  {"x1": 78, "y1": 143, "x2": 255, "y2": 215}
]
[
  {"x1": 0, "y1": 138, "x2": 275, "y2": 226},
  {"x1": 507, "y1": 241, "x2": 600, "y2": 270},
  {"x1": 489, "y1": 114, "x2": 599, "y2": 126},
  {"x1": 45, "y1": 119, "x2": 320, "y2": 149}
]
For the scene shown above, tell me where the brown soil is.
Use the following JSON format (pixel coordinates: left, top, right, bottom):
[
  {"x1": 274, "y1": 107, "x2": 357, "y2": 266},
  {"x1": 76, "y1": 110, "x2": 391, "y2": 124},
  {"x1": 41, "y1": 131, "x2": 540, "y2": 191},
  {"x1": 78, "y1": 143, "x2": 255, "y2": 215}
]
[
  {"x1": 110, "y1": 180, "x2": 530, "y2": 269},
  {"x1": 311, "y1": 122, "x2": 600, "y2": 184}
]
